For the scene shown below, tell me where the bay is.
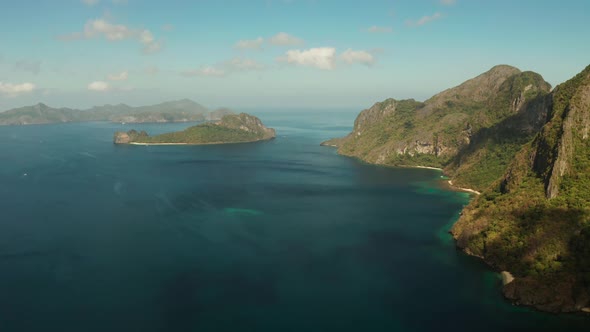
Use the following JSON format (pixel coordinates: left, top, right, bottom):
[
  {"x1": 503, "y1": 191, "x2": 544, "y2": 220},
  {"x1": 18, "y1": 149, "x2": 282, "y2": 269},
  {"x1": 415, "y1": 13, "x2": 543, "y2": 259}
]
[{"x1": 0, "y1": 111, "x2": 587, "y2": 331}]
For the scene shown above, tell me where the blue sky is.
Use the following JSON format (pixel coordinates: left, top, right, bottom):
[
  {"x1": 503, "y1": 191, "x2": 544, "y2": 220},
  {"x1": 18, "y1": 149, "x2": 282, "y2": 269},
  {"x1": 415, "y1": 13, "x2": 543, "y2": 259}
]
[{"x1": 0, "y1": 0, "x2": 589, "y2": 110}]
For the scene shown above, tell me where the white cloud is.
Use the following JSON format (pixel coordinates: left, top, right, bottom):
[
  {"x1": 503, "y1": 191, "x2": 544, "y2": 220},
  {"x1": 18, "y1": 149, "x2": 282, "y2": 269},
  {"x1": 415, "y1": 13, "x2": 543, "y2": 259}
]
[
  {"x1": 279, "y1": 47, "x2": 336, "y2": 70},
  {"x1": 406, "y1": 12, "x2": 443, "y2": 27},
  {"x1": 268, "y1": 32, "x2": 304, "y2": 46},
  {"x1": 138, "y1": 30, "x2": 162, "y2": 54},
  {"x1": 88, "y1": 81, "x2": 110, "y2": 91},
  {"x1": 161, "y1": 24, "x2": 174, "y2": 32},
  {"x1": 181, "y1": 57, "x2": 263, "y2": 78},
  {"x1": 440, "y1": 0, "x2": 456, "y2": 5},
  {"x1": 0, "y1": 82, "x2": 36, "y2": 97},
  {"x1": 82, "y1": 0, "x2": 99, "y2": 6},
  {"x1": 235, "y1": 37, "x2": 264, "y2": 50},
  {"x1": 366, "y1": 26, "x2": 393, "y2": 33},
  {"x1": 181, "y1": 67, "x2": 226, "y2": 78},
  {"x1": 225, "y1": 57, "x2": 264, "y2": 71},
  {"x1": 59, "y1": 18, "x2": 163, "y2": 54},
  {"x1": 108, "y1": 71, "x2": 128, "y2": 81},
  {"x1": 340, "y1": 49, "x2": 376, "y2": 66},
  {"x1": 84, "y1": 19, "x2": 134, "y2": 40}
]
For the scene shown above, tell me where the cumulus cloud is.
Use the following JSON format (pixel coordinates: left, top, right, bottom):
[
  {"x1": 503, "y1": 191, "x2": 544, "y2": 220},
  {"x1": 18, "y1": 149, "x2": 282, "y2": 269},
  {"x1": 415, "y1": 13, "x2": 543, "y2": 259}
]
[
  {"x1": 82, "y1": 0, "x2": 99, "y2": 6},
  {"x1": 340, "y1": 49, "x2": 376, "y2": 66},
  {"x1": 234, "y1": 33, "x2": 304, "y2": 50},
  {"x1": 366, "y1": 26, "x2": 393, "y2": 33},
  {"x1": 181, "y1": 58, "x2": 264, "y2": 78},
  {"x1": 0, "y1": 82, "x2": 36, "y2": 97},
  {"x1": 59, "y1": 18, "x2": 163, "y2": 54},
  {"x1": 138, "y1": 30, "x2": 162, "y2": 54},
  {"x1": 406, "y1": 12, "x2": 443, "y2": 27},
  {"x1": 235, "y1": 37, "x2": 264, "y2": 50},
  {"x1": 268, "y1": 32, "x2": 304, "y2": 46},
  {"x1": 84, "y1": 19, "x2": 134, "y2": 40},
  {"x1": 225, "y1": 57, "x2": 264, "y2": 71},
  {"x1": 279, "y1": 47, "x2": 336, "y2": 70},
  {"x1": 88, "y1": 81, "x2": 110, "y2": 91},
  {"x1": 181, "y1": 67, "x2": 226, "y2": 78},
  {"x1": 440, "y1": 0, "x2": 456, "y2": 5},
  {"x1": 108, "y1": 71, "x2": 128, "y2": 81}
]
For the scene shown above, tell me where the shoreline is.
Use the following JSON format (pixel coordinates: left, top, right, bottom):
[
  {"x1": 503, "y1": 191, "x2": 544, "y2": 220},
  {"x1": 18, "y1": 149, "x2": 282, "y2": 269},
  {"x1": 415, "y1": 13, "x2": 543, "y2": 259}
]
[
  {"x1": 125, "y1": 137, "x2": 275, "y2": 146},
  {"x1": 447, "y1": 180, "x2": 481, "y2": 195},
  {"x1": 410, "y1": 165, "x2": 444, "y2": 171},
  {"x1": 129, "y1": 142, "x2": 189, "y2": 146},
  {"x1": 398, "y1": 164, "x2": 481, "y2": 195}
]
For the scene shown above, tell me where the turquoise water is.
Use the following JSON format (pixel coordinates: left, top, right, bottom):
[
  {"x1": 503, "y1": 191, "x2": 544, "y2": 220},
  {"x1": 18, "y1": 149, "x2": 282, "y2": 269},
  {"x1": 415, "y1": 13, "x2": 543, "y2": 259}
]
[{"x1": 0, "y1": 111, "x2": 588, "y2": 331}]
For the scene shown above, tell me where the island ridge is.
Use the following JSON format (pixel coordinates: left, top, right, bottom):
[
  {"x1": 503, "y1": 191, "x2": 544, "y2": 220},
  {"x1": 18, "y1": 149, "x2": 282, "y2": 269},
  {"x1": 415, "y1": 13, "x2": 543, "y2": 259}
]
[{"x1": 114, "y1": 113, "x2": 276, "y2": 145}]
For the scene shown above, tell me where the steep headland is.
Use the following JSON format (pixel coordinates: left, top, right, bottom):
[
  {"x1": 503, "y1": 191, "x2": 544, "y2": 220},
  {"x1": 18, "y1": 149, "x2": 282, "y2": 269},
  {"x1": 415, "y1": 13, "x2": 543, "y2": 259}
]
[
  {"x1": 452, "y1": 65, "x2": 590, "y2": 313},
  {"x1": 323, "y1": 64, "x2": 590, "y2": 313},
  {"x1": 114, "y1": 113, "x2": 276, "y2": 145},
  {"x1": 325, "y1": 65, "x2": 552, "y2": 192}
]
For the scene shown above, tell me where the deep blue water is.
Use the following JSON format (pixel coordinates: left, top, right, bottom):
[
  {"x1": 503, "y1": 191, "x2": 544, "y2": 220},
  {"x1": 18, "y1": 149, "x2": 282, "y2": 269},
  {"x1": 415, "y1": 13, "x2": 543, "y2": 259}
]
[{"x1": 0, "y1": 111, "x2": 588, "y2": 331}]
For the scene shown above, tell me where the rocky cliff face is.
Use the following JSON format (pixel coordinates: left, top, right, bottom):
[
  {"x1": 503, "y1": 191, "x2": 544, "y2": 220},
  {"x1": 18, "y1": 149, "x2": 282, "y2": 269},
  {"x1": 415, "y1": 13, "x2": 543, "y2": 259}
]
[
  {"x1": 216, "y1": 113, "x2": 276, "y2": 140},
  {"x1": 451, "y1": 65, "x2": 590, "y2": 313},
  {"x1": 322, "y1": 64, "x2": 590, "y2": 313},
  {"x1": 113, "y1": 130, "x2": 148, "y2": 144},
  {"x1": 530, "y1": 68, "x2": 590, "y2": 199},
  {"x1": 328, "y1": 66, "x2": 551, "y2": 190}
]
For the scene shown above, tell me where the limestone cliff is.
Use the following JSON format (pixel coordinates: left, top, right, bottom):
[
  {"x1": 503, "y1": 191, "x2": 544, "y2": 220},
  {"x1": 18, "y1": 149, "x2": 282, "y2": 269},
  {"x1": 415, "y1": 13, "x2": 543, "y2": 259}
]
[
  {"x1": 214, "y1": 113, "x2": 276, "y2": 140},
  {"x1": 452, "y1": 65, "x2": 590, "y2": 313},
  {"x1": 324, "y1": 64, "x2": 590, "y2": 313},
  {"x1": 327, "y1": 65, "x2": 552, "y2": 191}
]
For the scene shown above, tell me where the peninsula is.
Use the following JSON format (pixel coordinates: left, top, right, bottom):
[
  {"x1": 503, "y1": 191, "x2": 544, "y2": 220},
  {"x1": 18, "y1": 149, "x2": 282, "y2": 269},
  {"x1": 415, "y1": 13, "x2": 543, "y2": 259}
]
[
  {"x1": 114, "y1": 113, "x2": 276, "y2": 145},
  {"x1": 322, "y1": 64, "x2": 590, "y2": 314}
]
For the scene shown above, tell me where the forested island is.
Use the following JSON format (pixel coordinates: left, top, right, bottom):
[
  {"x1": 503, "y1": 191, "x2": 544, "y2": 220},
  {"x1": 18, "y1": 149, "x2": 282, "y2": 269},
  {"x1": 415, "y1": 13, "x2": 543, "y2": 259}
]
[
  {"x1": 114, "y1": 113, "x2": 276, "y2": 145},
  {"x1": 0, "y1": 99, "x2": 232, "y2": 125},
  {"x1": 323, "y1": 64, "x2": 590, "y2": 314}
]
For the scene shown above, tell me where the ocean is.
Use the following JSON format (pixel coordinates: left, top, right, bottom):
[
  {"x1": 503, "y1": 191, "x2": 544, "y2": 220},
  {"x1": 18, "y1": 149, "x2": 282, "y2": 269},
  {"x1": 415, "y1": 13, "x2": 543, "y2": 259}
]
[{"x1": 0, "y1": 111, "x2": 588, "y2": 331}]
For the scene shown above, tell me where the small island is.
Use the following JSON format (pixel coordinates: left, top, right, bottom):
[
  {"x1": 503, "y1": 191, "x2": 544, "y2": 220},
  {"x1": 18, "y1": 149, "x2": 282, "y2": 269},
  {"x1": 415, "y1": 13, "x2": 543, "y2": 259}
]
[{"x1": 113, "y1": 113, "x2": 276, "y2": 145}]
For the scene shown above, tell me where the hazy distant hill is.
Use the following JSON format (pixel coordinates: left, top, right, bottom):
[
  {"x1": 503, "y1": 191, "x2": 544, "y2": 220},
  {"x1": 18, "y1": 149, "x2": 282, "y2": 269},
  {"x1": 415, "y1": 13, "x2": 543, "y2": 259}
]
[{"x1": 0, "y1": 99, "x2": 229, "y2": 125}]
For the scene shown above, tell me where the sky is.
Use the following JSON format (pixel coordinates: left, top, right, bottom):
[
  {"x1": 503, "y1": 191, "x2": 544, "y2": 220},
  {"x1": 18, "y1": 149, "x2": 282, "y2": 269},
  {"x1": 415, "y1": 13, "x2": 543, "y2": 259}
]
[{"x1": 0, "y1": 0, "x2": 589, "y2": 111}]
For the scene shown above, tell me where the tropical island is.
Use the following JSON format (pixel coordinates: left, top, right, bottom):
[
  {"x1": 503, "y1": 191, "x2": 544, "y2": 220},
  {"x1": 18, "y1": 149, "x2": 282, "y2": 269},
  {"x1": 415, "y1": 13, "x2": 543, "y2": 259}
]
[
  {"x1": 322, "y1": 64, "x2": 590, "y2": 314},
  {"x1": 0, "y1": 99, "x2": 232, "y2": 125},
  {"x1": 114, "y1": 112, "x2": 276, "y2": 145}
]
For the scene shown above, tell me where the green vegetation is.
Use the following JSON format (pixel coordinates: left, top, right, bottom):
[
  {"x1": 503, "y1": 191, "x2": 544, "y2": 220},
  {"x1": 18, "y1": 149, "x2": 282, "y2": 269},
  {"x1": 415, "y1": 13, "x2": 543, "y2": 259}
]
[
  {"x1": 327, "y1": 64, "x2": 590, "y2": 312},
  {"x1": 135, "y1": 123, "x2": 262, "y2": 144},
  {"x1": 0, "y1": 99, "x2": 225, "y2": 125},
  {"x1": 116, "y1": 113, "x2": 276, "y2": 145},
  {"x1": 452, "y1": 64, "x2": 590, "y2": 313},
  {"x1": 331, "y1": 66, "x2": 552, "y2": 191}
]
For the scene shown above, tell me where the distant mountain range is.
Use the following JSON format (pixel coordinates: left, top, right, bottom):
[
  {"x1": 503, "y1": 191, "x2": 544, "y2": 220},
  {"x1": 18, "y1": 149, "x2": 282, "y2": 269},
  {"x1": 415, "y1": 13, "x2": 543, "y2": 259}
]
[{"x1": 0, "y1": 99, "x2": 234, "y2": 125}]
